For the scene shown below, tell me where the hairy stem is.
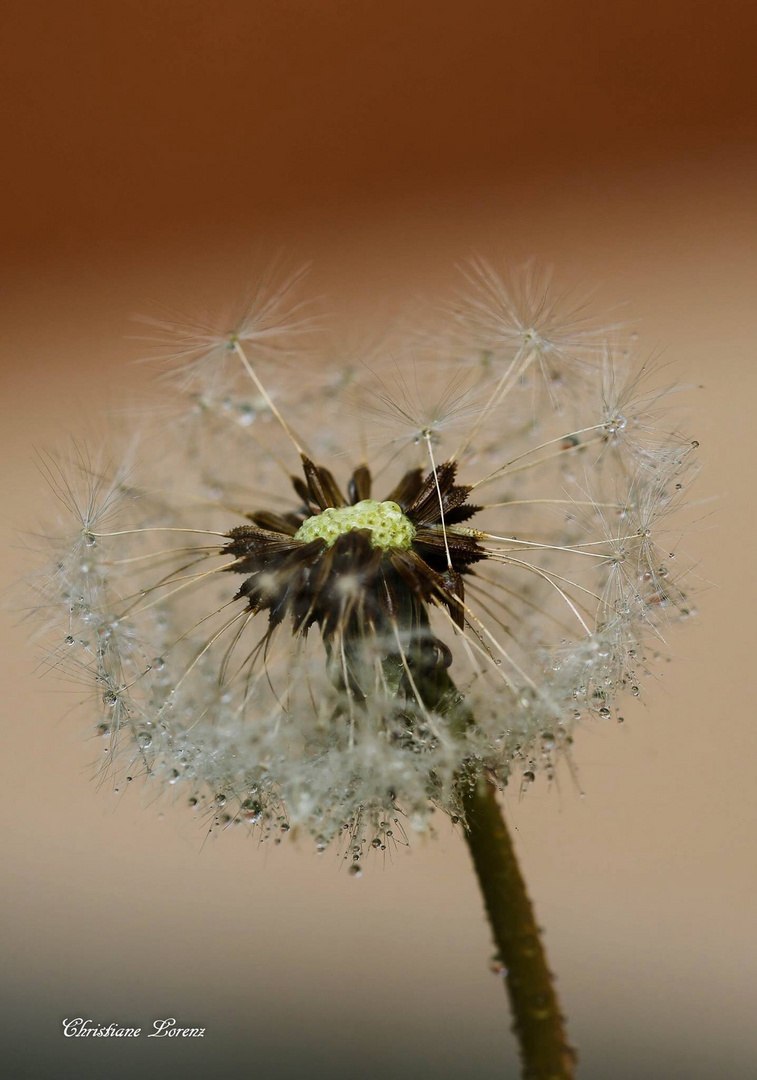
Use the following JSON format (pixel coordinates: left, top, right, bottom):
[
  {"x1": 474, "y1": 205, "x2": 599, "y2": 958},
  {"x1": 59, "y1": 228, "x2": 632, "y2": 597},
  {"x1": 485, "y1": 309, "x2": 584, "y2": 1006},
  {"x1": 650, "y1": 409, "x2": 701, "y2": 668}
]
[{"x1": 461, "y1": 778, "x2": 576, "y2": 1080}]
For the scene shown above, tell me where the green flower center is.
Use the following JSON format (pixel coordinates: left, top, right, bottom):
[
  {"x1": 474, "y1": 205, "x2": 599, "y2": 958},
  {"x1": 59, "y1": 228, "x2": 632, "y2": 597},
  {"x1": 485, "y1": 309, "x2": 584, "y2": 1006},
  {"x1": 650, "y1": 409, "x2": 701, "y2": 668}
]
[{"x1": 295, "y1": 500, "x2": 416, "y2": 551}]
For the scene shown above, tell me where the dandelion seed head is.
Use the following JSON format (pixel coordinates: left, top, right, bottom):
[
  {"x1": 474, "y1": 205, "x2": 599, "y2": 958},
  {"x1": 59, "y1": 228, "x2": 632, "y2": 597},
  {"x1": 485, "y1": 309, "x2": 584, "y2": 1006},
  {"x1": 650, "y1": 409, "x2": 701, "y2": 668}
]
[{"x1": 28, "y1": 261, "x2": 700, "y2": 856}]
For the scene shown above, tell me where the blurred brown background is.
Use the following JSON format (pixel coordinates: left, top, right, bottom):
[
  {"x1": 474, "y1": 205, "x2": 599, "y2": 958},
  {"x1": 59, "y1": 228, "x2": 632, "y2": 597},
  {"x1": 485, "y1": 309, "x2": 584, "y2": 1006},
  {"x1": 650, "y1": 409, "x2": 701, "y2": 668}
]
[{"x1": 1, "y1": 3, "x2": 756, "y2": 1078}]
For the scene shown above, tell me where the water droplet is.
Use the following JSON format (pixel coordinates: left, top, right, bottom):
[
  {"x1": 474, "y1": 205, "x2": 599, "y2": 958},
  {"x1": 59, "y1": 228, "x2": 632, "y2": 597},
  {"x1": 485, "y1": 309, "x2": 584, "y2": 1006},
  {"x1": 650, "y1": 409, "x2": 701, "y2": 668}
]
[
  {"x1": 598, "y1": 706, "x2": 611, "y2": 719},
  {"x1": 102, "y1": 690, "x2": 118, "y2": 707},
  {"x1": 215, "y1": 794, "x2": 227, "y2": 807},
  {"x1": 348, "y1": 864, "x2": 362, "y2": 878},
  {"x1": 168, "y1": 769, "x2": 180, "y2": 784},
  {"x1": 522, "y1": 770, "x2": 535, "y2": 785},
  {"x1": 64, "y1": 635, "x2": 75, "y2": 646},
  {"x1": 489, "y1": 955, "x2": 507, "y2": 977},
  {"x1": 137, "y1": 732, "x2": 152, "y2": 749}
]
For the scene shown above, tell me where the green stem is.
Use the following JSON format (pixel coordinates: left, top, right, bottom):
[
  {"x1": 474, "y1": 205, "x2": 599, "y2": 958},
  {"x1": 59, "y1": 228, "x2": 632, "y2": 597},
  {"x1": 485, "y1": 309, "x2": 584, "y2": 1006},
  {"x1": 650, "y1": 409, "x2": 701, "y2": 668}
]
[
  {"x1": 462, "y1": 778, "x2": 577, "y2": 1080},
  {"x1": 378, "y1": 619, "x2": 576, "y2": 1077}
]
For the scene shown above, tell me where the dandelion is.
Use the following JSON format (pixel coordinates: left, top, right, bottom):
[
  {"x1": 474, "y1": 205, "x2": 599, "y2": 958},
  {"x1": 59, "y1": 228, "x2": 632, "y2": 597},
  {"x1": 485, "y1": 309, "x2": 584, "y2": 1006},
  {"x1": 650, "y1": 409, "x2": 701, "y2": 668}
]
[{"x1": 30, "y1": 261, "x2": 698, "y2": 1080}]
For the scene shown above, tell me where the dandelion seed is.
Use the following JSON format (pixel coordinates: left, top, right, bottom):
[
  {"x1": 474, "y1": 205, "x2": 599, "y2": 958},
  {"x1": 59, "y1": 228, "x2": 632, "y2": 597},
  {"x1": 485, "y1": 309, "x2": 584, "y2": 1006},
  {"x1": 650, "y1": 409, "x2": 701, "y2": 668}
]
[
  {"x1": 135, "y1": 263, "x2": 316, "y2": 391},
  {"x1": 442, "y1": 259, "x2": 618, "y2": 401}
]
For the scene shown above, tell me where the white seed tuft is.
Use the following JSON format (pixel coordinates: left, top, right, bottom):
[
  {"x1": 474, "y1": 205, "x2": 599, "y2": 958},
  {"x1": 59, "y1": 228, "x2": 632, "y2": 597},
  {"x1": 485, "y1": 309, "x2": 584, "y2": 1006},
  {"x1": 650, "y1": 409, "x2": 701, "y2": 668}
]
[{"x1": 27, "y1": 263, "x2": 700, "y2": 859}]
